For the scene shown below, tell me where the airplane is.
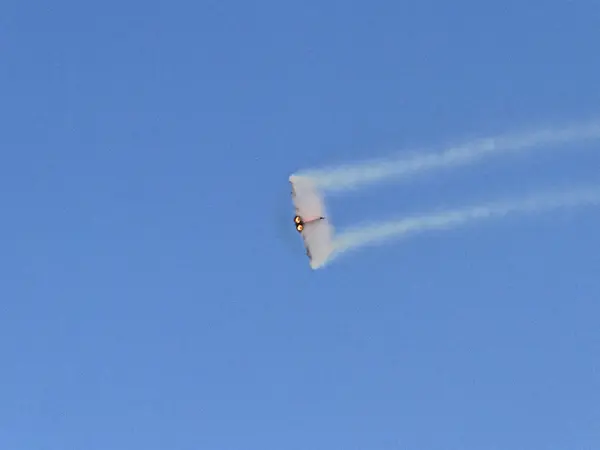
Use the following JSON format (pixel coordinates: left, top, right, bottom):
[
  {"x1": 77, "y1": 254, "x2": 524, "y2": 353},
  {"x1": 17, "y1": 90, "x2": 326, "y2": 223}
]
[{"x1": 289, "y1": 175, "x2": 334, "y2": 269}]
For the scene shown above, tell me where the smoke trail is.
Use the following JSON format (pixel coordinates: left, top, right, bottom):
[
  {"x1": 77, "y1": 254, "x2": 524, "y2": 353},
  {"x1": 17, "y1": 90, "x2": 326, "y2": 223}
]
[
  {"x1": 327, "y1": 185, "x2": 600, "y2": 263},
  {"x1": 296, "y1": 119, "x2": 600, "y2": 193}
]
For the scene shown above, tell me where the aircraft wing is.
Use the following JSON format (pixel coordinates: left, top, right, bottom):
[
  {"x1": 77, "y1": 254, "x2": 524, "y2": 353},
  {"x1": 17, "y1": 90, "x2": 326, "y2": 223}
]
[
  {"x1": 289, "y1": 175, "x2": 326, "y2": 220},
  {"x1": 300, "y1": 218, "x2": 334, "y2": 269}
]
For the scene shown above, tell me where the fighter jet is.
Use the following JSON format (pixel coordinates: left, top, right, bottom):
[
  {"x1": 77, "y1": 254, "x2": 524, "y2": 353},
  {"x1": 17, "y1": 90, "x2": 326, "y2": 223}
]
[{"x1": 289, "y1": 175, "x2": 334, "y2": 269}]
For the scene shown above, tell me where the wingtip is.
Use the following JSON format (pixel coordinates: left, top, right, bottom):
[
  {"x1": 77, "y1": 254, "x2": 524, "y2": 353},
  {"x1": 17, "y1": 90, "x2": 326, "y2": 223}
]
[
  {"x1": 289, "y1": 174, "x2": 314, "y2": 185},
  {"x1": 309, "y1": 260, "x2": 325, "y2": 270}
]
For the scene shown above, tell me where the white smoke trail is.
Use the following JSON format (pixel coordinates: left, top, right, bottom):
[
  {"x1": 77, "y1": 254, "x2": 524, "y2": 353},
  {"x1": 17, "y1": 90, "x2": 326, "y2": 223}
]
[
  {"x1": 296, "y1": 119, "x2": 600, "y2": 193},
  {"x1": 326, "y1": 185, "x2": 600, "y2": 263}
]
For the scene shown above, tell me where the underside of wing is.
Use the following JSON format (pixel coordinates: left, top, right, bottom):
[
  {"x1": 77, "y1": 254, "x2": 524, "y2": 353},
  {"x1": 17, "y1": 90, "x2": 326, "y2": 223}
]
[
  {"x1": 301, "y1": 219, "x2": 334, "y2": 269},
  {"x1": 289, "y1": 175, "x2": 326, "y2": 220}
]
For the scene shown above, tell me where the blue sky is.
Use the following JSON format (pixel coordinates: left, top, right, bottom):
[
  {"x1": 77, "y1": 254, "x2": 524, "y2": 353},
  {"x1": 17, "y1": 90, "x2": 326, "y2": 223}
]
[{"x1": 1, "y1": 1, "x2": 599, "y2": 449}]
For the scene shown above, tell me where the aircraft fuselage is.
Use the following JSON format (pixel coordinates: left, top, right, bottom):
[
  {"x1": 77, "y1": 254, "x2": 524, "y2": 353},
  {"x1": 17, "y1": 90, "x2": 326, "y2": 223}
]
[{"x1": 294, "y1": 215, "x2": 324, "y2": 232}]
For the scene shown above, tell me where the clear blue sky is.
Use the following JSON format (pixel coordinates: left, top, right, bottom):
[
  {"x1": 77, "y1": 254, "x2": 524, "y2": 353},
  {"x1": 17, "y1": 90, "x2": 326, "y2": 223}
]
[{"x1": 2, "y1": 1, "x2": 599, "y2": 449}]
